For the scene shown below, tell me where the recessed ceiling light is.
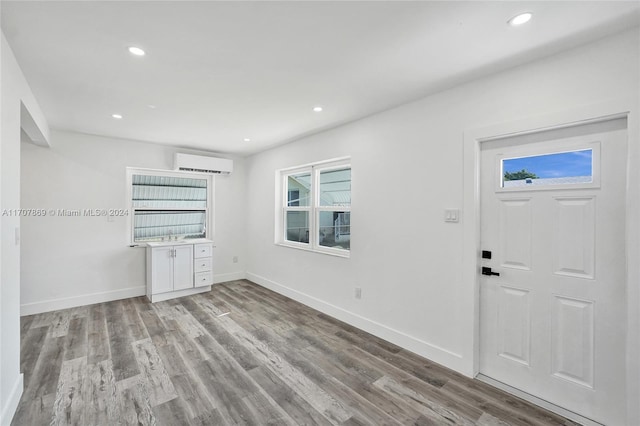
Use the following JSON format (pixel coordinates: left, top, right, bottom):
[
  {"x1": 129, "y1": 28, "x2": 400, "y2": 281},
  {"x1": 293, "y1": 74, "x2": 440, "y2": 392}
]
[
  {"x1": 147, "y1": 104, "x2": 157, "y2": 109},
  {"x1": 112, "y1": 114, "x2": 123, "y2": 119},
  {"x1": 313, "y1": 106, "x2": 323, "y2": 112},
  {"x1": 128, "y1": 46, "x2": 146, "y2": 56},
  {"x1": 508, "y1": 12, "x2": 532, "y2": 26},
  {"x1": 243, "y1": 138, "x2": 251, "y2": 142}
]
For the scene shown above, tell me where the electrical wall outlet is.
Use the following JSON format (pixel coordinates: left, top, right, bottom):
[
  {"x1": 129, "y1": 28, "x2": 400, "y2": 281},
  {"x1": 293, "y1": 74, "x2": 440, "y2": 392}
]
[
  {"x1": 233, "y1": 256, "x2": 238, "y2": 263},
  {"x1": 355, "y1": 287, "x2": 362, "y2": 299}
]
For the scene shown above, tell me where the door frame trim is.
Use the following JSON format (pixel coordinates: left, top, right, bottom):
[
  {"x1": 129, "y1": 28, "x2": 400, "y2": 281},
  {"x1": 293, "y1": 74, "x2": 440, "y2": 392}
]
[{"x1": 462, "y1": 97, "x2": 639, "y2": 424}]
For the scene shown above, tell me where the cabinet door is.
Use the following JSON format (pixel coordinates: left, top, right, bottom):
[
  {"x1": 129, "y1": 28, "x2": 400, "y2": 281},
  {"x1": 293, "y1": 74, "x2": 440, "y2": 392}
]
[
  {"x1": 151, "y1": 247, "x2": 174, "y2": 294},
  {"x1": 173, "y1": 245, "x2": 194, "y2": 290}
]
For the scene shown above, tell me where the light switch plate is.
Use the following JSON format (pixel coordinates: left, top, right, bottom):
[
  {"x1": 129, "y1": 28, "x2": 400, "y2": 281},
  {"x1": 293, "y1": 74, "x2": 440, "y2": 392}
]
[{"x1": 444, "y1": 209, "x2": 460, "y2": 223}]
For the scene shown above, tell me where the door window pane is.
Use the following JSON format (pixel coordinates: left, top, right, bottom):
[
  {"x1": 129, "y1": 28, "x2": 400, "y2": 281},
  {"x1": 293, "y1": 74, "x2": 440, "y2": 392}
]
[
  {"x1": 287, "y1": 173, "x2": 311, "y2": 206},
  {"x1": 502, "y1": 149, "x2": 593, "y2": 188},
  {"x1": 318, "y1": 211, "x2": 350, "y2": 250},
  {"x1": 286, "y1": 211, "x2": 309, "y2": 243},
  {"x1": 319, "y1": 168, "x2": 351, "y2": 207}
]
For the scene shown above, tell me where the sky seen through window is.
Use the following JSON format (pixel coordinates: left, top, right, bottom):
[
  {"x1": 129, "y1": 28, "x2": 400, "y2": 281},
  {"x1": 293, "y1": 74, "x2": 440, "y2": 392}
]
[{"x1": 503, "y1": 149, "x2": 592, "y2": 179}]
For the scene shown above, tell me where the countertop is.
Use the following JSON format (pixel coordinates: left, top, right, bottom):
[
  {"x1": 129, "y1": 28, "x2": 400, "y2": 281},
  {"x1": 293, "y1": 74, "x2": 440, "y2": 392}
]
[{"x1": 145, "y1": 238, "x2": 213, "y2": 248}]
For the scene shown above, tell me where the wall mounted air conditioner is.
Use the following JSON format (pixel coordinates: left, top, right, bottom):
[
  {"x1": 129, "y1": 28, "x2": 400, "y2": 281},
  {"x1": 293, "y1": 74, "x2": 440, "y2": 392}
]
[{"x1": 174, "y1": 153, "x2": 233, "y2": 175}]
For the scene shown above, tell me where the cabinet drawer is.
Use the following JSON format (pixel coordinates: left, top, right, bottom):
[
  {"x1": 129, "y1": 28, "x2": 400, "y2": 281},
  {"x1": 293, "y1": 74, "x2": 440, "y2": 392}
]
[
  {"x1": 195, "y1": 271, "x2": 213, "y2": 287},
  {"x1": 194, "y1": 243, "x2": 212, "y2": 258},
  {"x1": 194, "y1": 257, "x2": 212, "y2": 273}
]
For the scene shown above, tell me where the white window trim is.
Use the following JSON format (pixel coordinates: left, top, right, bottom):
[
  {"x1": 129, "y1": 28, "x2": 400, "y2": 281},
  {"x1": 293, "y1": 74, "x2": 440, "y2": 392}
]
[
  {"x1": 275, "y1": 157, "x2": 351, "y2": 258},
  {"x1": 126, "y1": 167, "x2": 215, "y2": 246}
]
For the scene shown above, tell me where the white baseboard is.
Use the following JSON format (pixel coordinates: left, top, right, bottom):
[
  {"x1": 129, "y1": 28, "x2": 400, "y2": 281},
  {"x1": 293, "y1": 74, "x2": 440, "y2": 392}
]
[
  {"x1": 149, "y1": 286, "x2": 211, "y2": 303},
  {"x1": 245, "y1": 272, "x2": 466, "y2": 374},
  {"x1": 20, "y1": 286, "x2": 146, "y2": 316},
  {"x1": 20, "y1": 271, "x2": 246, "y2": 316},
  {"x1": 214, "y1": 271, "x2": 246, "y2": 284},
  {"x1": 1, "y1": 373, "x2": 23, "y2": 426}
]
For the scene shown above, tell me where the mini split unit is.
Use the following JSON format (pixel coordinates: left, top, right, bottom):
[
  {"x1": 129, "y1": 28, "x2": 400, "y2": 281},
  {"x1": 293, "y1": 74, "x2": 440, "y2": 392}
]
[{"x1": 174, "y1": 153, "x2": 233, "y2": 175}]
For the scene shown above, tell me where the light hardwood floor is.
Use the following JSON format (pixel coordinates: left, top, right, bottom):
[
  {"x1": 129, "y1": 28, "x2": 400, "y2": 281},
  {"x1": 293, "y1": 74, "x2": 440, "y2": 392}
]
[{"x1": 12, "y1": 280, "x2": 576, "y2": 425}]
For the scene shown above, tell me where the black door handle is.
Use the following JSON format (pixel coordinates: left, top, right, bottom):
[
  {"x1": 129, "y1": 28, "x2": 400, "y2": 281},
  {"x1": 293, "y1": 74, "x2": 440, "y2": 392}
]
[{"x1": 482, "y1": 267, "x2": 500, "y2": 276}]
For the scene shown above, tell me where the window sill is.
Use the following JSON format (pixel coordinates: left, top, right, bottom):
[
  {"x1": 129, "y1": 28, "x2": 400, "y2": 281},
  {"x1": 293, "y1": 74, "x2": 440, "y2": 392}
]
[{"x1": 276, "y1": 242, "x2": 350, "y2": 258}]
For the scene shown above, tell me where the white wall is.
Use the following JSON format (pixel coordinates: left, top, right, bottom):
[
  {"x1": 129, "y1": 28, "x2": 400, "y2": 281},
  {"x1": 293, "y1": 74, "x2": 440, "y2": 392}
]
[
  {"x1": 1, "y1": 32, "x2": 50, "y2": 425},
  {"x1": 20, "y1": 130, "x2": 246, "y2": 315},
  {"x1": 244, "y1": 27, "x2": 639, "y2": 396}
]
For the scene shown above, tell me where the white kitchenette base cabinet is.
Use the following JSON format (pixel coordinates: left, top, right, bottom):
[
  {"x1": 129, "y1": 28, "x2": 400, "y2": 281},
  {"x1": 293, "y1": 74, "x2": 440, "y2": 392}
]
[{"x1": 146, "y1": 239, "x2": 214, "y2": 303}]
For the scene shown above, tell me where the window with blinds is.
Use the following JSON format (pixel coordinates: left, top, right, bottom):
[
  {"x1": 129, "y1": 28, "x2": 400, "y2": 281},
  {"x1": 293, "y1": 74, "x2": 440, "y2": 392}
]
[{"x1": 129, "y1": 172, "x2": 211, "y2": 243}]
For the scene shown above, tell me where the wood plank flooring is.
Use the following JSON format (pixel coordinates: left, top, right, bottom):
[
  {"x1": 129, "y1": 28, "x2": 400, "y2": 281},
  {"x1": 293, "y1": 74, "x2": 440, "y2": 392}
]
[{"x1": 12, "y1": 280, "x2": 577, "y2": 426}]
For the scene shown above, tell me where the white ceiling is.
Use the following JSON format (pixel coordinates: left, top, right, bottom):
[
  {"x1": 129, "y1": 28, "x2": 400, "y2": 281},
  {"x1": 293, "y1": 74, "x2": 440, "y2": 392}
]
[{"x1": 2, "y1": 1, "x2": 638, "y2": 156}]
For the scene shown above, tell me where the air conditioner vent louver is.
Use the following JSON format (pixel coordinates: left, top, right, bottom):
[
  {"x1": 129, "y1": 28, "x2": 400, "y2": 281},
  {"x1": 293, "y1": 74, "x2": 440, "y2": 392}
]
[
  {"x1": 178, "y1": 167, "x2": 224, "y2": 174},
  {"x1": 174, "y1": 153, "x2": 233, "y2": 175}
]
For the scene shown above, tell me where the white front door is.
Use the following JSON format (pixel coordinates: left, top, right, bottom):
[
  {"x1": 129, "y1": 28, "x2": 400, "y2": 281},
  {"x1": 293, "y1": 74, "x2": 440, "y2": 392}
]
[{"x1": 479, "y1": 118, "x2": 627, "y2": 425}]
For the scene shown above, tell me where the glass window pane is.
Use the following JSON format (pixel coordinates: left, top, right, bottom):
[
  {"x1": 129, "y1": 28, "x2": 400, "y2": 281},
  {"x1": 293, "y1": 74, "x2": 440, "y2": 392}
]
[
  {"x1": 286, "y1": 211, "x2": 309, "y2": 243},
  {"x1": 132, "y1": 174, "x2": 207, "y2": 208},
  {"x1": 131, "y1": 173, "x2": 209, "y2": 242},
  {"x1": 287, "y1": 173, "x2": 311, "y2": 206},
  {"x1": 319, "y1": 168, "x2": 351, "y2": 207},
  {"x1": 133, "y1": 210, "x2": 206, "y2": 242},
  {"x1": 502, "y1": 149, "x2": 592, "y2": 188},
  {"x1": 318, "y1": 211, "x2": 350, "y2": 251}
]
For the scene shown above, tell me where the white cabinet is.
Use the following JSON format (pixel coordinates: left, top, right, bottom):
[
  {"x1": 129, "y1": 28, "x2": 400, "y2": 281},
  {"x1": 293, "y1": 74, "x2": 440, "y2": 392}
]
[
  {"x1": 149, "y1": 246, "x2": 174, "y2": 294},
  {"x1": 194, "y1": 243, "x2": 212, "y2": 258},
  {"x1": 194, "y1": 243, "x2": 213, "y2": 287},
  {"x1": 172, "y1": 245, "x2": 194, "y2": 290},
  {"x1": 146, "y1": 239, "x2": 214, "y2": 302}
]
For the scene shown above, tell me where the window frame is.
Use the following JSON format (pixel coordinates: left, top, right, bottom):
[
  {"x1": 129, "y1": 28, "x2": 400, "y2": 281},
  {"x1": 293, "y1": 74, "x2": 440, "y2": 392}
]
[
  {"x1": 276, "y1": 158, "x2": 351, "y2": 258},
  {"x1": 282, "y1": 167, "x2": 312, "y2": 249},
  {"x1": 126, "y1": 167, "x2": 215, "y2": 245}
]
